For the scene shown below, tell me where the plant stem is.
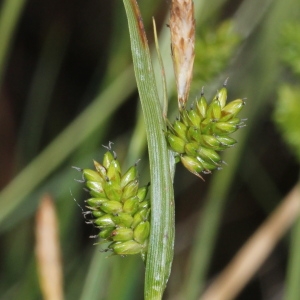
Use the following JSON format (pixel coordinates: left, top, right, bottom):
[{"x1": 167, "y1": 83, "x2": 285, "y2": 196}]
[
  {"x1": 122, "y1": 1, "x2": 175, "y2": 299},
  {"x1": 0, "y1": 0, "x2": 27, "y2": 87}
]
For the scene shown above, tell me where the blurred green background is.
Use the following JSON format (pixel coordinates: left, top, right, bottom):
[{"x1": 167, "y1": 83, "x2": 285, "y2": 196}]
[{"x1": 0, "y1": 0, "x2": 300, "y2": 299}]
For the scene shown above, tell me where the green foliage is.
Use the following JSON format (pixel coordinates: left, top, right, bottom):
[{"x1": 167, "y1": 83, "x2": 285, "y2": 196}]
[
  {"x1": 274, "y1": 20, "x2": 300, "y2": 300},
  {"x1": 274, "y1": 21, "x2": 300, "y2": 162},
  {"x1": 274, "y1": 85, "x2": 300, "y2": 162},
  {"x1": 192, "y1": 20, "x2": 240, "y2": 84},
  {"x1": 279, "y1": 22, "x2": 300, "y2": 76}
]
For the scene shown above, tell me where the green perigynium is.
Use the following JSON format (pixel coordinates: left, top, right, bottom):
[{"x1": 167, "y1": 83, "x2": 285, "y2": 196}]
[
  {"x1": 166, "y1": 84, "x2": 245, "y2": 179},
  {"x1": 76, "y1": 146, "x2": 150, "y2": 260}
]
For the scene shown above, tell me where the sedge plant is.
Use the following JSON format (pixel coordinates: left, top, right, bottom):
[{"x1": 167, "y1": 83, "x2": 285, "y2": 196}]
[
  {"x1": 1, "y1": 0, "x2": 300, "y2": 299},
  {"x1": 76, "y1": 1, "x2": 245, "y2": 299}
]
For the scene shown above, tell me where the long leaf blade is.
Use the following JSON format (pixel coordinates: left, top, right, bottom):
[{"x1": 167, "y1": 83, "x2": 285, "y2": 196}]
[{"x1": 122, "y1": 1, "x2": 175, "y2": 299}]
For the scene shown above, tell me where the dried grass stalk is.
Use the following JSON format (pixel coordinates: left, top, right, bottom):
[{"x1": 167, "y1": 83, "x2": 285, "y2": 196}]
[
  {"x1": 170, "y1": 0, "x2": 195, "y2": 109},
  {"x1": 201, "y1": 184, "x2": 300, "y2": 300},
  {"x1": 35, "y1": 194, "x2": 64, "y2": 300}
]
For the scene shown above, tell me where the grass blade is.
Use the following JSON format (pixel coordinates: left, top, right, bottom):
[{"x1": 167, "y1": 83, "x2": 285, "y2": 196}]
[{"x1": 122, "y1": 1, "x2": 175, "y2": 299}]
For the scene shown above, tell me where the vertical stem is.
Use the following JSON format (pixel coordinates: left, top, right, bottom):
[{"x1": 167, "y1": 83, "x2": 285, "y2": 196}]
[
  {"x1": 0, "y1": 0, "x2": 27, "y2": 87},
  {"x1": 122, "y1": 1, "x2": 175, "y2": 299},
  {"x1": 285, "y1": 183, "x2": 300, "y2": 300}
]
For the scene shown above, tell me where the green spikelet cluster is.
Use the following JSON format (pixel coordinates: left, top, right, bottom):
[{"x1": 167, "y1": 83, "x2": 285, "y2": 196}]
[
  {"x1": 166, "y1": 84, "x2": 245, "y2": 179},
  {"x1": 78, "y1": 147, "x2": 150, "y2": 259}
]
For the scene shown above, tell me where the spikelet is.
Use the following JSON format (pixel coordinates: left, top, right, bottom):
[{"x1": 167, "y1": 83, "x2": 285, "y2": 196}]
[
  {"x1": 170, "y1": 0, "x2": 195, "y2": 110},
  {"x1": 75, "y1": 146, "x2": 150, "y2": 260},
  {"x1": 166, "y1": 84, "x2": 246, "y2": 179}
]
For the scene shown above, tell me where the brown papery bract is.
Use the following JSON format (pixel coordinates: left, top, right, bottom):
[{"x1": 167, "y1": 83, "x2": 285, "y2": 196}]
[{"x1": 170, "y1": 0, "x2": 195, "y2": 110}]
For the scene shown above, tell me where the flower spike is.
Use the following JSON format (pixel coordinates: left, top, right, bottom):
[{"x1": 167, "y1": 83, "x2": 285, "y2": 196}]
[
  {"x1": 166, "y1": 85, "x2": 246, "y2": 179},
  {"x1": 74, "y1": 147, "x2": 151, "y2": 259}
]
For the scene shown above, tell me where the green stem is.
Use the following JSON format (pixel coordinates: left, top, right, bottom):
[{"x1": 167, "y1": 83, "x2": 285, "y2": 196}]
[
  {"x1": 0, "y1": 0, "x2": 27, "y2": 87},
  {"x1": 122, "y1": 1, "x2": 175, "y2": 299},
  {"x1": 285, "y1": 183, "x2": 300, "y2": 300}
]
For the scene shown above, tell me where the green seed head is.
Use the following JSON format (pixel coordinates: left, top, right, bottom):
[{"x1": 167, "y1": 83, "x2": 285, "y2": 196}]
[
  {"x1": 165, "y1": 85, "x2": 245, "y2": 179},
  {"x1": 78, "y1": 147, "x2": 151, "y2": 257}
]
